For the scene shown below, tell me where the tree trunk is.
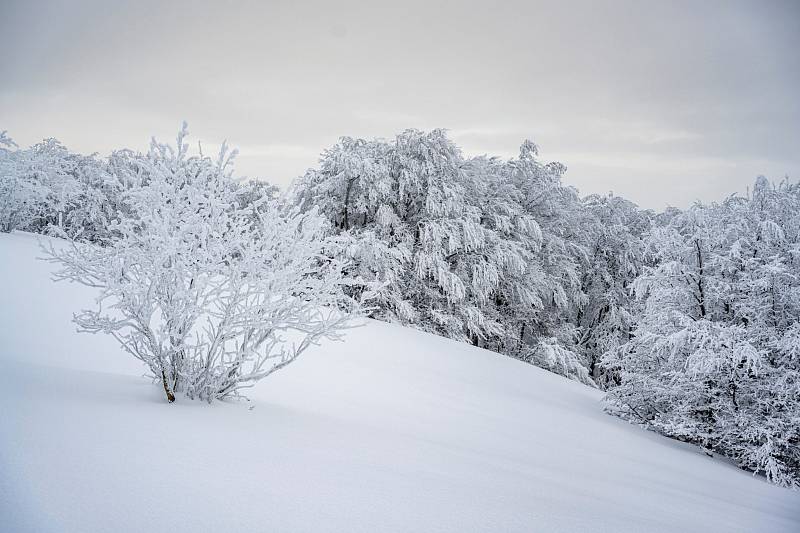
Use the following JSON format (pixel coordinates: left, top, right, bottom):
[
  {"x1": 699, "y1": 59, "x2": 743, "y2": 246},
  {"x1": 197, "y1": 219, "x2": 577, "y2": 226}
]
[
  {"x1": 342, "y1": 177, "x2": 354, "y2": 230},
  {"x1": 161, "y1": 370, "x2": 176, "y2": 403},
  {"x1": 694, "y1": 239, "x2": 707, "y2": 318}
]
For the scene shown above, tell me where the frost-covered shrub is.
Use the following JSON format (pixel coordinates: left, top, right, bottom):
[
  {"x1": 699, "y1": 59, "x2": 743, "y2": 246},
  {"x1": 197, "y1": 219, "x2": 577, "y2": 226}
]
[{"x1": 46, "y1": 125, "x2": 364, "y2": 402}]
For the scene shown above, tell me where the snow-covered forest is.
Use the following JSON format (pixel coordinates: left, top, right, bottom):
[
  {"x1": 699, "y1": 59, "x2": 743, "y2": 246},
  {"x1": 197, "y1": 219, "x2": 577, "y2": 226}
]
[{"x1": 1, "y1": 124, "x2": 798, "y2": 489}]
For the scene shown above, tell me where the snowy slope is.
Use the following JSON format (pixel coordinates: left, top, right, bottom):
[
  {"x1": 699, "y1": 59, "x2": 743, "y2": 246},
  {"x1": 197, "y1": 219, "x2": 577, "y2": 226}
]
[{"x1": 0, "y1": 231, "x2": 798, "y2": 533}]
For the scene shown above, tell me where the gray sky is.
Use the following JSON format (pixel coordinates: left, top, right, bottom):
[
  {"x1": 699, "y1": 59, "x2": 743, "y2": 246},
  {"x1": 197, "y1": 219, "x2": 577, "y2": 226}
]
[{"x1": 1, "y1": 0, "x2": 798, "y2": 209}]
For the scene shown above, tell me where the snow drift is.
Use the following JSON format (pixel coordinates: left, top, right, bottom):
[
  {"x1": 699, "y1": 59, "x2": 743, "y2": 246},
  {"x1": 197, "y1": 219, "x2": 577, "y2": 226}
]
[{"x1": 1, "y1": 231, "x2": 798, "y2": 532}]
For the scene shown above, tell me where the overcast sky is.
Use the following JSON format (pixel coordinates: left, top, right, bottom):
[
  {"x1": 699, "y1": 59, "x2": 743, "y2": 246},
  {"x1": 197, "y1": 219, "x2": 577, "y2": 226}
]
[{"x1": 1, "y1": 0, "x2": 798, "y2": 209}]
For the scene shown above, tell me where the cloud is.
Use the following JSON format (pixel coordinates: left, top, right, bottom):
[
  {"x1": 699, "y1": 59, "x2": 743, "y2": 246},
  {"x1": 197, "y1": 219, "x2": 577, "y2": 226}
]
[{"x1": 1, "y1": 0, "x2": 797, "y2": 209}]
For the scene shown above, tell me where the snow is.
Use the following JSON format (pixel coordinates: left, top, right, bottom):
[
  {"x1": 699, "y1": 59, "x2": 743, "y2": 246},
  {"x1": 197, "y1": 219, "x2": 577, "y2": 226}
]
[{"x1": 1, "y1": 231, "x2": 798, "y2": 533}]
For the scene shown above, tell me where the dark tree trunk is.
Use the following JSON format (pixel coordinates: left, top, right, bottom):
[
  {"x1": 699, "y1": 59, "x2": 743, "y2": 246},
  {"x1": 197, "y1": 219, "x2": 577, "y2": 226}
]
[
  {"x1": 161, "y1": 370, "x2": 176, "y2": 403},
  {"x1": 694, "y1": 239, "x2": 707, "y2": 318}
]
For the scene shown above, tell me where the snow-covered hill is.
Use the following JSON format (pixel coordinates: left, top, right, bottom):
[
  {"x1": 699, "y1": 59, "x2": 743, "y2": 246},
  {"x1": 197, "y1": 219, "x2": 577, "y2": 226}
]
[{"x1": 1, "y1": 231, "x2": 798, "y2": 533}]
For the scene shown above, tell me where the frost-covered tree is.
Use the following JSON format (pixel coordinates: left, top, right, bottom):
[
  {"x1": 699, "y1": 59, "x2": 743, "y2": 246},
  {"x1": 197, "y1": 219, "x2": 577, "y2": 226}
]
[
  {"x1": 605, "y1": 178, "x2": 800, "y2": 487},
  {"x1": 0, "y1": 131, "x2": 49, "y2": 233},
  {"x1": 26, "y1": 139, "x2": 82, "y2": 233},
  {"x1": 0, "y1": 130, "x2": 13, "y2": 148},
  {"x1": 55, "y1": 154, "x2": 120, "y2": 244},
  {"x1": 577, "y1": 194, "x2": 651, "y2": 387},
  {"x1": 294, "y1": 130, "x2": 510, "y2": 343},
  {"x1": 461, "y1": 153, "x2": 541, "y2": 352},
  {"x1": 47, "y1": 125, "x2": 363, "y2": 402},
  {"x1": 0, "y1": 132, "x2": 116, "y2": 240},
  {"x1": 498, "y1": 141, "x2": 595, "y2": 385},
  {"x1": 294, "y1": 132, "x2": 596, "y2": 386},
  {"x1": 294, "y1": 135, "x2": 413, "y2": 323},
  {"x1": 0, "y1": 130, "x2": 22, "y2": 232}
]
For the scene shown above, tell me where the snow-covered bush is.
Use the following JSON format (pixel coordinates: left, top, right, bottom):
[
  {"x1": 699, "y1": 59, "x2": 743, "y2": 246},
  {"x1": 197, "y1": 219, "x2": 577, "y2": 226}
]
[{"x1": 46, "y1": 125, "x2": 364, "y2": 402}]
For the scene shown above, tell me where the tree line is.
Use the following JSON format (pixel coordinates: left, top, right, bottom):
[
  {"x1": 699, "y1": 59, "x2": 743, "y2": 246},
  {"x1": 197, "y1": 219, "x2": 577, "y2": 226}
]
[{"x1": 1, "y1": 125, "x2": 797, "y2": 487}]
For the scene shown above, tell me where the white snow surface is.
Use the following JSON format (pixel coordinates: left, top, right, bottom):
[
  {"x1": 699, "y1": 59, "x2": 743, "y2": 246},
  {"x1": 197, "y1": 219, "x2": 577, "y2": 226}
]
[{"x1": 1, "y1": 231, "x2": 798, "y2": 533}]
